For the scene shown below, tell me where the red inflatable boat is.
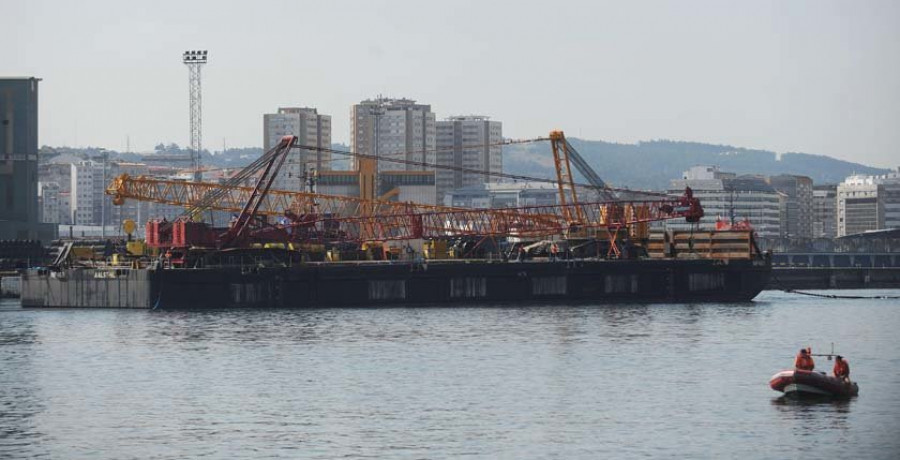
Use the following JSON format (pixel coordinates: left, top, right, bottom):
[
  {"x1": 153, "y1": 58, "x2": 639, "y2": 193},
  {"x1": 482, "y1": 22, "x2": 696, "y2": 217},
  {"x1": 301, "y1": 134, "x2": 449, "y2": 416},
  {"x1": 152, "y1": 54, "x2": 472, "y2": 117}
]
[{"x1": 769, "y1": 369, "x2": 859, "y2": 398}]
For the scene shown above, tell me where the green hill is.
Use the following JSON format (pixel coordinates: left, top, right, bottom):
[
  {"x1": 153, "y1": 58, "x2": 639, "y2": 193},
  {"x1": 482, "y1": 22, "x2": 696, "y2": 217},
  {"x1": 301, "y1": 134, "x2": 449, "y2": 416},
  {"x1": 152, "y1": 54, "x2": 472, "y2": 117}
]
[
  {"x1": 503, "y1": 138, "x2": 890, "y2": 190},
  {"x1": 45, "y1": 138, "x2": 889, "y2": 191}
]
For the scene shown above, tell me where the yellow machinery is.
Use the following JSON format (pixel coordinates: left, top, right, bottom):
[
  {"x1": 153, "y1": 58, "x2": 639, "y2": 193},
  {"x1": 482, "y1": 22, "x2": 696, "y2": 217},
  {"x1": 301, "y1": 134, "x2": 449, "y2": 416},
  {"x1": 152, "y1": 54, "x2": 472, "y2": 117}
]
[
  {"x1": 122, "y1": 219, "x2": 146, "y2": 256},
  {"x1": 423, "y1": 240, "x2": 449, "y2": 259}
]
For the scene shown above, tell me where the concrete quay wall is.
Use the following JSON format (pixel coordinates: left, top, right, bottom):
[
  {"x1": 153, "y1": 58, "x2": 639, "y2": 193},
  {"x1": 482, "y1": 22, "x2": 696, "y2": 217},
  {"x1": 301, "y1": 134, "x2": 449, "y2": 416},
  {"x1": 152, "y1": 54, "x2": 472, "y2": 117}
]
[
  {"x1": 769, "y1": 267, "x2": 900, "y2": 290},
  {"x1": 21, "y1": 268, "x2": 155, "y2": 308}
]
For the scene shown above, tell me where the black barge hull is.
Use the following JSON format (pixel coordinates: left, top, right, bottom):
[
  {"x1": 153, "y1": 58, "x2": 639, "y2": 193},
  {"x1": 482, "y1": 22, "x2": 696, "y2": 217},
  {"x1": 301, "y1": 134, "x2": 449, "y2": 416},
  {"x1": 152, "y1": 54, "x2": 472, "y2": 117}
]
[{"x1": 22, "y1": 258, "x2": 770, "y2": 309}]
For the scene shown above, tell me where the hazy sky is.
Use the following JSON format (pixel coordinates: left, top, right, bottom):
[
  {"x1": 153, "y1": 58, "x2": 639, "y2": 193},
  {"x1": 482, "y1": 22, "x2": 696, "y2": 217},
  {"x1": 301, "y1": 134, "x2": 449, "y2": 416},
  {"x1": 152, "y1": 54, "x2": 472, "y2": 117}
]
[{"x1": 3, "y1": 0, "x2": 899, "y2": 167}]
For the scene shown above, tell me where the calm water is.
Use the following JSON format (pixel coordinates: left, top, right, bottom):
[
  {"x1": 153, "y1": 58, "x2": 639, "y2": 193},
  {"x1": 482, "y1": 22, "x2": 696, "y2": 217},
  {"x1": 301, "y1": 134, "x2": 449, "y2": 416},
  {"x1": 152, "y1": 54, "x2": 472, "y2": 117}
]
[{"x1": 2, "y1": 291, "x2": 899, "y2": 459}]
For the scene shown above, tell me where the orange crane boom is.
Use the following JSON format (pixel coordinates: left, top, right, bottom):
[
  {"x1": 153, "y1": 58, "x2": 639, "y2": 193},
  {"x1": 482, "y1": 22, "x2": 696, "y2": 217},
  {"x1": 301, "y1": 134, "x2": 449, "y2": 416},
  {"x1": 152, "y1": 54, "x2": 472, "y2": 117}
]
[
  {"x1": 106, "y1": 175, "x2": 563, "y2": 242},
  {"x1": 107, "y1": 172, "x2": 699, "y2": 243},
  {"x1": 106, "y1": 130, "x2": 702, "y2": 247},
  {"x1": 106, "y1": 173, "x2": 495, "y2": 232}
]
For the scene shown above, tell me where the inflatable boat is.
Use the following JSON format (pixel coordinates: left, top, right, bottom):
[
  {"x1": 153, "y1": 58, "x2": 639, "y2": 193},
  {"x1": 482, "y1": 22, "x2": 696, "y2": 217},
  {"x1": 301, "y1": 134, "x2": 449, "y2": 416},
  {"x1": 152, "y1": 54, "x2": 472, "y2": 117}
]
[{"x1": 769, "y1": 369, "x2": 859, "y2": 398}]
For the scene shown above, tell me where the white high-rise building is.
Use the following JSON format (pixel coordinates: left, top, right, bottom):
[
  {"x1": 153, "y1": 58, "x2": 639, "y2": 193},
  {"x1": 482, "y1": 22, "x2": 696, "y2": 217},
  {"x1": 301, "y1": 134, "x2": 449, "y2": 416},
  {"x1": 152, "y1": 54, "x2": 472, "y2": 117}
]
[
  {"x1": 836, "y1": 169, "x2": 900, "y2": 236},
  {"x1": 263, "y1": 107, "x2": 332, "y2": 192},
  {"x1": 70, "y1": 161, "x2": 105, "y2": 225},
  {"x1": 435, "y1": 116, "x2": 502, "y2": 204},
  {"x1": 669, "y1": 166, "x2": 781, "y2": 238},
  {"x1": 350, "y1": 97, "x2": 436, "y2": 173}
]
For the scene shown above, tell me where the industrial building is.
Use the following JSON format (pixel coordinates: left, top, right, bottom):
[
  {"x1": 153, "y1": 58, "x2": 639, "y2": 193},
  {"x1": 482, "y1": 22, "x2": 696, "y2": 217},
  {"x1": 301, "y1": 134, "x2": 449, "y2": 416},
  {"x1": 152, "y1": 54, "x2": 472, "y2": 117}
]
[
  {"x1": 317, "y1": 169, "x2": 437, "y2": 206},
  {"x1": 435, "y1": 116, "x2": 503, "y2": 204},
  {"x1": 0, "y1": 77, "x2": 56, "y2": 241}
]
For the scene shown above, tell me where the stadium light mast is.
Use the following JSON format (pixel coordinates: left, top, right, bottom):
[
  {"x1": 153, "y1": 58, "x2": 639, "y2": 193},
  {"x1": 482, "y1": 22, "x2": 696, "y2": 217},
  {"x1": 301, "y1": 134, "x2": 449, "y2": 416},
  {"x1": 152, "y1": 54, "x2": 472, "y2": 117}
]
[{"x1": 182, "y1": 50, "x2": 208, "y2": 182}]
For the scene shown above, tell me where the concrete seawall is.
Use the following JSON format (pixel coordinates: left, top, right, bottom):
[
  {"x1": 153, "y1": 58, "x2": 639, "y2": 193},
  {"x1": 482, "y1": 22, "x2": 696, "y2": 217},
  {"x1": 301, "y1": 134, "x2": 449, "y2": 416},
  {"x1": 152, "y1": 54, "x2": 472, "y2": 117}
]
[
  {"x1": 1, "y1": 275, "x2": 21, "y2": 298},
  {"x1": 21, "y1": 269, "x2": 155, "y2": 308}
]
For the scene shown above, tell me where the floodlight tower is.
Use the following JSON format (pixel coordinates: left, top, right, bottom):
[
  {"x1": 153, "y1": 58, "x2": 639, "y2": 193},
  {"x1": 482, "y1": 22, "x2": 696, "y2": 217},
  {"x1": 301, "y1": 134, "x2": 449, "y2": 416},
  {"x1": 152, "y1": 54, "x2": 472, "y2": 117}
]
[{"x1": 182, "y1": 50, "x2": 208, "y2": 181}]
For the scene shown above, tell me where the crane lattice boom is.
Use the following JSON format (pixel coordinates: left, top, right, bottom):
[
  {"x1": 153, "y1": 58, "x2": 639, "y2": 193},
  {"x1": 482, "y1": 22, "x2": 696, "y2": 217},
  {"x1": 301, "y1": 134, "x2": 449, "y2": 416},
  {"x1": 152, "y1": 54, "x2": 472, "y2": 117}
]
[
  {"x1": 107, "y1": 174, "x2": 701, "y2": 243},
  {"x1": 105, "y1": 131, "x2": 702, "y2": 247}
]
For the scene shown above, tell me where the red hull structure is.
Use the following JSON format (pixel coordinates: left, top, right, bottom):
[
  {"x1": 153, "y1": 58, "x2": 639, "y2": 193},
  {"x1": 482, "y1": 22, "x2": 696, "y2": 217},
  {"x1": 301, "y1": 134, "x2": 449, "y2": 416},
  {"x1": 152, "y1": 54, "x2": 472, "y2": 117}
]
[{"x1": 769, "y1": 370, "x2": 859, "y2": 398}]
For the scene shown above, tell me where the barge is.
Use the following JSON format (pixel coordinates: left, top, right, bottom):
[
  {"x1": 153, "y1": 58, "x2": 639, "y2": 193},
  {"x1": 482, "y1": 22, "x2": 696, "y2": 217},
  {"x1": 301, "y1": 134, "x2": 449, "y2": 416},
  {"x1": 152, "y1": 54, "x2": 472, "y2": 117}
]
[
  {"x1": 22, "y1": 133, "x2": 774, "y2": 309},
  {"x1": 21, "y1": 254, "x2": 771, "y2": 309}
]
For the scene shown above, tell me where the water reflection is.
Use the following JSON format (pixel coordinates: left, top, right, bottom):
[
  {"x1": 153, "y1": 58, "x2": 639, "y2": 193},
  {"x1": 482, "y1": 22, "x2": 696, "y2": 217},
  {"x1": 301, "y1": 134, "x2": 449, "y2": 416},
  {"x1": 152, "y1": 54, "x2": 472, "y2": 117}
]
[
  {"x1": 142, "y1": 309, "x2": 337, "y2": 344},
  {"x1": 770, "y1": 395, "x2": 853, "y2": 434},
  {"x1": 0, "y1": 313, "x2": 40, "y2": 346},
  {"x1": 0, "y1": 314, "x2": 48, "y2": 458}
]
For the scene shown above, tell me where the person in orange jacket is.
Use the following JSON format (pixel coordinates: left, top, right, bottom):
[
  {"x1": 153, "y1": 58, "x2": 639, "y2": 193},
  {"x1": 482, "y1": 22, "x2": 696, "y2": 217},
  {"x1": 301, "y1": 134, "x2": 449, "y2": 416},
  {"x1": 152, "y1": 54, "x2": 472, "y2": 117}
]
[
  {"x1": 833, "y1": 355, "x2": 850, "y2": 381},
  {"x1": 794, "y1": 347, "x2": 815, "y2": 371}
]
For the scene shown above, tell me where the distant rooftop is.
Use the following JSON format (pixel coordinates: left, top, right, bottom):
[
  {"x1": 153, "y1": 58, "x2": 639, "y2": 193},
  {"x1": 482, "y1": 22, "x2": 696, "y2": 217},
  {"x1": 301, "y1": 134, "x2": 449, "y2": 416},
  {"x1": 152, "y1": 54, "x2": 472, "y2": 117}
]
[
  {"x1": 837, "y1": 227, "x2": 900, "y2": 240},
  {"x1": 277, "y1": 107, "x2": 319, "y2": 115},
  {"x1": 723, "y1": 176, "x2": 776, "y2": 193},
  {"x1": 451, "y1": 182, "x2": 558, "y2": 193},
  {"x1": 445, "y1": 115, "x2": 491, "y2": 121},
  {"x1": 842, "y1": 169, "x2": 900, "y2": 186},
  {"x1": 356, "y1": 97, "x2": 428, "y2": 110}
]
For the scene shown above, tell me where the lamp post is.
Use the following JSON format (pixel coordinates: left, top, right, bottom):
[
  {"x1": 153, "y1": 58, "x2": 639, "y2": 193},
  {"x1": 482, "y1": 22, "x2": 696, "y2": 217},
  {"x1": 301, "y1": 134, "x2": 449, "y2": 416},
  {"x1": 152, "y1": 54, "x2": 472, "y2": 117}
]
[{"x1": 182, "y1": 50, "x2": 208, "y2": 182}]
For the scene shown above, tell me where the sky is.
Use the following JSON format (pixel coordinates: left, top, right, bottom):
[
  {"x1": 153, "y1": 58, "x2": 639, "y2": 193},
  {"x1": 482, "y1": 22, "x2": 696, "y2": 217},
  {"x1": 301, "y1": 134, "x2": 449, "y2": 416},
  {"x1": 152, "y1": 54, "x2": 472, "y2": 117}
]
[{"x1": 3, "y1": 0, "x2": 899, "y2": 167}]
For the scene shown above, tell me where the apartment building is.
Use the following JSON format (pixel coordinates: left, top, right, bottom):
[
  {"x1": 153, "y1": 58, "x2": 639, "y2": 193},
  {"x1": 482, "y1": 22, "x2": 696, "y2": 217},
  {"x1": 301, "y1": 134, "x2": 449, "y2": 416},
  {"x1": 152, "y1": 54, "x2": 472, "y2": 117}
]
[
  {"x1": 263, "y1": 107, "x2": 332, "y2": 192},
  {"x1": 350, "y1": 97, "x2": 436, "y2": 174},
  {"x1": 768, "y1": 174, "x2": 813, "y2": 238},
  {"x1": 70, "y1": 161, "x2": 106, "y2": 225},
  {"x1": 812, "y1": 184, "x2": 837, "y2": 238},
  {"x1": 435, "y1": 116, "x2": 502, "y2": 204},
  {"x1": 38, "y1": 182, "x2": 61, "y2": 224}
]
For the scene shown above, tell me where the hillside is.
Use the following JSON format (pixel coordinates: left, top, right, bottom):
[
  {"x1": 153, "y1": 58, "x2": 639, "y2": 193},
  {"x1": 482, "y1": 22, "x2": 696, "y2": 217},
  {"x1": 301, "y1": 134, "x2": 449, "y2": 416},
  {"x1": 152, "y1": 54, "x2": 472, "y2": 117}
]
[
  {"x1": 503, "y1": 138, "x2": 890, "y2": 190},
  {"x1": 42, "y1": 139, "x2": 889, "y2": 191}
]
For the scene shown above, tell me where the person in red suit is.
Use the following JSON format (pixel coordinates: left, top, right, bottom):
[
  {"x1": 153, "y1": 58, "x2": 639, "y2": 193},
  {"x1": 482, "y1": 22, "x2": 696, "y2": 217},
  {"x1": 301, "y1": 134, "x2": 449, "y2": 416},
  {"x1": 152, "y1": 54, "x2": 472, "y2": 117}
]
[
  {"x1": 794, "y1": 347, "x2": 815, "y2": 371},
  {"x1": 833, "y1": 355, "x2": 850, "y2": 382}
]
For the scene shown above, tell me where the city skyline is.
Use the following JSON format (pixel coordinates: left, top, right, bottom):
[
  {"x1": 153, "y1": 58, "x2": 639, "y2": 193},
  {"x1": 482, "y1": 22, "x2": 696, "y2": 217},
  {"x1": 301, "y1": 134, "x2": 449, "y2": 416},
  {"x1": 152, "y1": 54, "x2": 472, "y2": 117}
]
[{"x1": 3, "y1": 0, "x2": 899, "y2": 167}]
